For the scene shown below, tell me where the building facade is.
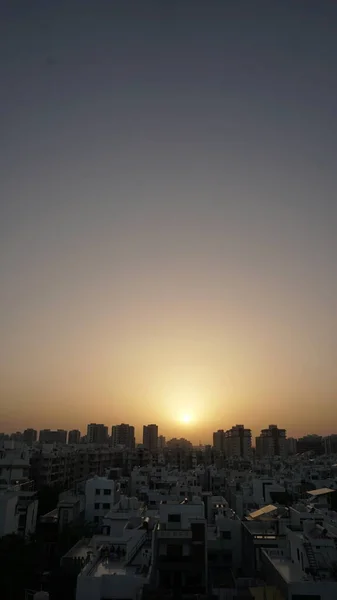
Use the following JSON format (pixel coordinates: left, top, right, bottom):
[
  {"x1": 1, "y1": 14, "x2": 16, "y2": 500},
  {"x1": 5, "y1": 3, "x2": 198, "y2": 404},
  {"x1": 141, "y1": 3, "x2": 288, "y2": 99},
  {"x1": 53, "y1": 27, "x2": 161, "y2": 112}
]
[
  {"x1": 256, "y1": 425, "x2": 287, "y2": 458},
  {"x1": 87, "y1": 423, "x2": 108, "y2": 445},
  {"x1": 23, "y1": 428, "x2": 37, "y2": 446},
  {"x1": 213, "y1": 429, "x2": 225, "y2": 453},
  {"x1": 224, "y1": 425, "x2": 251, "y2": 459},
  {"x1": 143, "y1": 424, "x2": 158, "y2": 453},
  {"x1": 111, "y1": 424, "x2": 135, "y2": 449},
  {"x1": 39, "y1": 429, "x2": 67, "y2": 444},
  {"x1": 68, "y1": 429, "x2": 81, "y2": 444}
]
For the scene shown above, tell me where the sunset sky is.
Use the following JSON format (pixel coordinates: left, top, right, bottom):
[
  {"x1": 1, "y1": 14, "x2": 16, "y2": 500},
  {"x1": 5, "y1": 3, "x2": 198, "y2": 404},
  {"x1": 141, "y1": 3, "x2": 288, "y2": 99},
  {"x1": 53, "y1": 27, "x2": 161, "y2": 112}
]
[{"x1": 1, "y1": 1, "x2": 337, "y2": 442}]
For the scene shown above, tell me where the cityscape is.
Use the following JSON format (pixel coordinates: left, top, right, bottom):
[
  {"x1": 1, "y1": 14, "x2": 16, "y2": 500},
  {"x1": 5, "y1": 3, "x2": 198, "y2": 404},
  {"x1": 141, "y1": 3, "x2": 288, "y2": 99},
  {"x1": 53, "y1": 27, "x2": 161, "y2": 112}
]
[
  {"x1": 2, "y1": 0, "x2": 337, "y2": 599},
  {"x1": 1, "y1": 422, "x2": 337, "y2": 599},
  {"x1": 3, "y1": 422, "x2": 337, "y2": 458}
]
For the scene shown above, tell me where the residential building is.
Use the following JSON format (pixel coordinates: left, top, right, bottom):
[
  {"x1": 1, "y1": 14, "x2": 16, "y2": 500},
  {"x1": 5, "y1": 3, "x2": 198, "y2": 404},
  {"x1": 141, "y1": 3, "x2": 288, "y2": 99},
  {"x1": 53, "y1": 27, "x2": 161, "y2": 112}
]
[
  {"x1": 72, "y1": 525, "x2": 150, "y2": 600},
  {"x1": 143, "y1": 424, "x2": 158, "y2": 453},
  {"x1": 0, "y1": 485, "x2": 38, "y2": 539},
  {"x1": 23, "y1": 428, "x2": 37, "y2": 446},
  {"x1": 158, "y1": 435, "x2": 166, "y2": 450},
  {"x1": 224, "y1": 425, "x2": 251, "y2": 459},
  {"x1": 0, "y1": 445, "x2": 30, "y2": 486},
  {"x1": 213, "y1": 429, "x2": 225, "y2": 452},
  {"x1": 111, "y1": 423, "x2": 135, "y2": 449},
  {"x1": 68, "y1": 429, "x2": 81, "y2": 444},
  {"x1": 85, "y1": 475, "x2": 121, "y2": 524},
  {"x1": 87, "y1": 423, "x2": 108, "y2": 445},
  {"x1": 39, "y1": 429, "x2": 67, "y2": 444},
  {"x1": 256, "y1": 425, "x2": 287, "y2": 458},
  {"x1": 166, "y1": 438, "x2": 193, "y2": 450},
  {"x1": 150, "y1": 499, "x2": 208, "y2": 596},
  {"x1": 287, "y1": 437, "x2": 297, "y2": 455},
  {"x1": 297, "y1": 434, "x2": 324, "y2": 455}
]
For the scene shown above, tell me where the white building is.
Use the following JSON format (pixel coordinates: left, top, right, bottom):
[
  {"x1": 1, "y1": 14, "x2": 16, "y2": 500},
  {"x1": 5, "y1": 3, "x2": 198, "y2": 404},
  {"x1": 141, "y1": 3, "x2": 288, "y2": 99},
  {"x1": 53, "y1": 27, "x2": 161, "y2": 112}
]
[
  {"x1": 150, "y1": 499, "x2": 208, "y2": 595},
  {"x1": 74, "y1": 528, "x2": 150, "y2": 600},
  {"x1": 85, "y1": 475, "x2": 121, "y2": 524}
]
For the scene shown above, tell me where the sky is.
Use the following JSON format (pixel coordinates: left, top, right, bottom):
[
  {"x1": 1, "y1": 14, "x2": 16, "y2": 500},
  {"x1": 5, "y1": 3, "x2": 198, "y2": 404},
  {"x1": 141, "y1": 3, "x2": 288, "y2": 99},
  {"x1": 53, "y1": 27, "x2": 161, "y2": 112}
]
[{"x1": 1, "y1": 0, "x2": 337, "y2": 443}]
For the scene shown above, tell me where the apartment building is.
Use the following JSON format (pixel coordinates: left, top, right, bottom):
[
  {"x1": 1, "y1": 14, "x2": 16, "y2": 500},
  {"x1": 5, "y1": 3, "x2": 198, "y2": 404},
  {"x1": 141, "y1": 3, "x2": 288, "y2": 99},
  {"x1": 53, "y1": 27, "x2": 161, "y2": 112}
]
[
  {"x1": 87, "y1": 424, "x2": 109, "y2": 445},
  {"x1": 68, "y1": 429, "x2": 81, "y2": 444},
  {"x1": 85, "y1": 475, "x2": 121, "y2": 524},
  {"x1": 256, "y1": 424, "x2": 287, "y2": 458},
  {"x1": 23, "y1": 428, "x2": 38, "y2": 446},
  {"x1": 225, "y1": 424, "x2": 252, "y2": 459},
  {"x1": 213, "y1": 429, "x2": 226, "y2": 453},
  {"x1": 39, "y1": 429, "x2": 67, "y2": 444},
  {"x1": 111, "y1": 423, "x2": 135, "y2": 449},
  {"x1": 143, "y1": 424, "x2": 158, "y2": 453},
  {"x1": 150, "y1": 499, "x2": 208, "y2": 596}
]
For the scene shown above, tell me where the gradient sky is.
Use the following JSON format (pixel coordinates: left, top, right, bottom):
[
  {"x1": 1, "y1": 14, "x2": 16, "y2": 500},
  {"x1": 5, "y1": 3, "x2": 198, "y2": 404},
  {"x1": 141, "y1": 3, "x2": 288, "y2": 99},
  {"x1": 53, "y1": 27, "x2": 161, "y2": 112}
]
[{"x1": 1, "y1": 0, "x2": 337, "y2": 442}]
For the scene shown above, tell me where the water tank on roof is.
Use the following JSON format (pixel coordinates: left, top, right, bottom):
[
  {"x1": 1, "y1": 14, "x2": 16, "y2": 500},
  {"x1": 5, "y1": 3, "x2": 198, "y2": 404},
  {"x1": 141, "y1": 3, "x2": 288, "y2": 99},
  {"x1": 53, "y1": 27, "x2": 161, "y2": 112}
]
[{"x1": 33, "y1": 593, "x2": 49, "y2": 600}]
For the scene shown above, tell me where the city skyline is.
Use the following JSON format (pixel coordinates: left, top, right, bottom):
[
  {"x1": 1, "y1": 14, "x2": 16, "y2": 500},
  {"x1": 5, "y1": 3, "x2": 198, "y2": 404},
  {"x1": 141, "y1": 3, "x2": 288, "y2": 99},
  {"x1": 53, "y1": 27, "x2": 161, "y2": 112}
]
[
  {"x1": 1, "y1": 1, "x2": 337, "y2": 440},
  {"x1": 2, "y1": 422, "x2": 337, "y2": 447}
]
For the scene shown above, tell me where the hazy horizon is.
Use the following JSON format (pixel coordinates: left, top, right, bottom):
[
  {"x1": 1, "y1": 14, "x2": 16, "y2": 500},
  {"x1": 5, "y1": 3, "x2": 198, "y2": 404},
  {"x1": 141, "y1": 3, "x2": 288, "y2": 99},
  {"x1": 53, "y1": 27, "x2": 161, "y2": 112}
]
[{"x1": 1, "y1": 1, "x2": 337, "y2": 443}]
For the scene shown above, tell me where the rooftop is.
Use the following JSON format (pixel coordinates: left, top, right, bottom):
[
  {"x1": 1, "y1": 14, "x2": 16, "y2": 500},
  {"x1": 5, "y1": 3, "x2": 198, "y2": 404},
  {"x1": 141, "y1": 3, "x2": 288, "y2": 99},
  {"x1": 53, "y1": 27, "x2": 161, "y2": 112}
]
[
  {"x1": 307, "y1": 488, "x2": 334, "y2": 497},
  {"x1": 263, "y1": 551, "x2": 312, "y2": 583},
  {"x1": 247, "y1": 505, "x2": 278, "y2": 520}
]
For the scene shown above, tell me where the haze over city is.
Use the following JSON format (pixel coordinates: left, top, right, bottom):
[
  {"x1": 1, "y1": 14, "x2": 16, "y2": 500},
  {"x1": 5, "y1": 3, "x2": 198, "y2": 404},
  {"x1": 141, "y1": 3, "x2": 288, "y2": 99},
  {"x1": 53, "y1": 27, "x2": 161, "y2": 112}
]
[{"x1": 1, "y1": 0, "x2": 337, "y2": 442}]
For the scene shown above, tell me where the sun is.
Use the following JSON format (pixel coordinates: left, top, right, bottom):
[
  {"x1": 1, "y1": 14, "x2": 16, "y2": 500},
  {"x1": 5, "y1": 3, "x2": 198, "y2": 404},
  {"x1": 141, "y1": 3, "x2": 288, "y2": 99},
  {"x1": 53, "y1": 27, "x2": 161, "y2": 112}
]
[{"x1": 180, "y1": 413, "x2": 193, "y2": 424}]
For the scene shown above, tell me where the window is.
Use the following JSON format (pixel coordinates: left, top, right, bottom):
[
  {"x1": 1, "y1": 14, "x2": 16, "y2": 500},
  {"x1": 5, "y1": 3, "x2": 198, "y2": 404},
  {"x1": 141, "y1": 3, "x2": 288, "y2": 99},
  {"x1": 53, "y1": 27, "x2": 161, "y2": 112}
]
[
  {"x1": 94, "y1": 516, "x2": 99, "y2": 523},
  {"x1": 104, "y1": 489, "x2": 111, "y2": 495},
  {"x1": 167, "y1": 544, "x2": 182, "y2": 558},
  {"x1": 95, "y1": 503, "x2": 100, "y2": 510},
  {"x1": 168, "y1": 513, "x2": 181, "y2": 522},
  {"x1": 222, "y1": 531, "x2": 231, "y2": 539},
  {"x1": 297, "y1": 548, "x2": 300, "y2": 561},
  {"x1": 103, "y1": 503, "x2": 110, "y2": 510},
  {"x1": 95, "y1": 489, "x2": 101, "y2": 495}
]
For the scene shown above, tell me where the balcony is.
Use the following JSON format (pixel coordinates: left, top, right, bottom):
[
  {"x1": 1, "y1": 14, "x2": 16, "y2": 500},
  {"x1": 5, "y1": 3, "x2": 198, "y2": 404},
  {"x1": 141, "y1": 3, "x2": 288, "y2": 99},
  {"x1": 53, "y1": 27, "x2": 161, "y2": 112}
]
[{"x1": 157, "y1": 530, "x2": 192, "y2": 539}]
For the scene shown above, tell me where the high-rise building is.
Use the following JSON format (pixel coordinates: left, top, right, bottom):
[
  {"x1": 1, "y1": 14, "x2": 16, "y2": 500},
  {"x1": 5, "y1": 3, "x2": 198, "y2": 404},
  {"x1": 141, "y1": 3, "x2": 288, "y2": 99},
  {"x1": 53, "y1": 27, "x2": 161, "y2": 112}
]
[
  {"x1": 297, "y1": 434, "x2": 323, "y2": 455},
  {"x1": 166, "y1": 437, "x2": 193, "y2": 450},
  {"x1": 39, "y1": 429, "x2": 67, "y2": 444},
  {"x1": 287, "y1": 437, "x2": 297, "y2": 455},
  {"x1": 23, "y1": 429, "x2": 37, "y2": 446},
  {"x1": 255, "y1": 424, "x2": 287, "y2": 458},
  {"x1": 324, "y1": 435, "x2": 337, "y2": 454},
  {"x1": 158, "y1": 435, "x2": 166, "y2": 450},
  {"x1": 143, "y1": 424, "x2": 158, "y2": 452},
  {"x1": 213, "y1": 429, "x2": 225, "y2": 452},
  {"x1": 224, "y1": 424, "x2": 251, "y2": 458},
  {"x1": 10, "y1": 431, "x2": 23, "y2": 442},
  {"x1": 68, "y1": 429, "x2": 81, "y2": 444},
  {"x1": 111, "y1": 424, "x2": 135, "y2": 448},
  {"x1": 87, "y1": 423, "x2": 108, "y2": 445}
]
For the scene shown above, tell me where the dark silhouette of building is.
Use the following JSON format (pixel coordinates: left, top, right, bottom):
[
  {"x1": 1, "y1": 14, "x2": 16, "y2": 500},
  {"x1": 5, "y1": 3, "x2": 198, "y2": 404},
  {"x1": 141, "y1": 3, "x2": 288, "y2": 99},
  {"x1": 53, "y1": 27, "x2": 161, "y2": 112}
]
[
  {"x1": 39, "y1": 429, "x2": 67, "y2": 444},
  {"x1": 111, "y1": 423, "x2": 135, "y2": 448},
  {"x1": 213, "y1": 429, "x2": 225, "y2": 452},
  {"x1": 143, "y1": 424, "x2": 158, "y2": 452},
  {"x1": 256, "y1": 424, "x2": 287, "y2": 458},
  {"x1": 68, "y1": 429, "x2": 81, "y2": 444},
  {"x1": 86, "y1": 423, "x2": 108, "y2": 444},
  {"x1": 23, "y1": 429, "x2": 38, "y2": 445}
]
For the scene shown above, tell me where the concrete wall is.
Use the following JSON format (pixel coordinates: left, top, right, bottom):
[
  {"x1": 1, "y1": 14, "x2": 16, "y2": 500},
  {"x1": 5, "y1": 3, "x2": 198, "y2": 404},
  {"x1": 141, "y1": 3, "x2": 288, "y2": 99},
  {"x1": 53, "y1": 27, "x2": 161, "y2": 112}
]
[
  {"x1": 85, "y1": 476, "x2": 119, "y2": 522},
  {"x1": 0, "y1": 494, "x2": 18, "y2": 537}
]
